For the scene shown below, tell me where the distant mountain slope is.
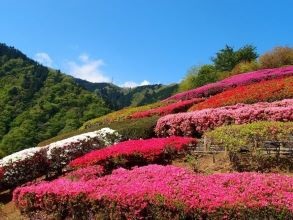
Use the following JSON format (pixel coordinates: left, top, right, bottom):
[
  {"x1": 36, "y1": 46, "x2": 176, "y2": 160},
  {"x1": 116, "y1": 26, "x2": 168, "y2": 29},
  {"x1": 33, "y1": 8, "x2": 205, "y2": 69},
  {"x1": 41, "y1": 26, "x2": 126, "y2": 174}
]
[
  {"x1": 74, "y1": 79, "x2": 178, "y2": 110},
  {"x1": 0, "y1": 43, "x2": 110, "y2": 155}
]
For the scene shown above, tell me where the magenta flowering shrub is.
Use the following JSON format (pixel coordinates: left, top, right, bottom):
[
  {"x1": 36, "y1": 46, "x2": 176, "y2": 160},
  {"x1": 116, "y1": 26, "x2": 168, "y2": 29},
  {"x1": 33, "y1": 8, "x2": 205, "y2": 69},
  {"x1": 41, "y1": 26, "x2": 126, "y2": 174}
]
[
  {"x1": 130, "y1": 98, "x2": 204, "y2": 119},
  {"x1": 14, "y1": 165, "x2": 293, "y2": 219},
  {"x1": 167, "y1": 66, "x2": 293, "y2": 101},
  {"x1": 70, "y1": 137, "x2": 196, "y2": 170},
  {"x1": 64, "y1": 165, "x2": 104, "y2": 181},
  {"x1": 155, "y1": 99, "x2": 293, "y2": 137}
]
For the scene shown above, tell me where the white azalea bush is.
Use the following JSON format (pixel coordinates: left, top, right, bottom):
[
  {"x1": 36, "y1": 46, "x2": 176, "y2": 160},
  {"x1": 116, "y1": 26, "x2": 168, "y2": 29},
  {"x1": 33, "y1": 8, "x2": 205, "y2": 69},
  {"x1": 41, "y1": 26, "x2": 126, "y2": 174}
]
[{"x1": 0, "y1": 128, "x2": 121, "y2": 189}]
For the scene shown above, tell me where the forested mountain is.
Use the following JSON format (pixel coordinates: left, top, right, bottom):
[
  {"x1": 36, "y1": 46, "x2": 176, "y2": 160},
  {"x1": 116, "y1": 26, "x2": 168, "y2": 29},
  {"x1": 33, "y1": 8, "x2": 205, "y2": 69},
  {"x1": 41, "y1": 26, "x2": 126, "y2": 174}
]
[
  {"x1": 0, "y1": 44, "x2": 112, "y2": 155},
  {"x1": 75, "y1": 79, "x2": 178, "y2": 110},
  {"x1": 0, "y1": 43, "x2": 177, "y2": 156}
]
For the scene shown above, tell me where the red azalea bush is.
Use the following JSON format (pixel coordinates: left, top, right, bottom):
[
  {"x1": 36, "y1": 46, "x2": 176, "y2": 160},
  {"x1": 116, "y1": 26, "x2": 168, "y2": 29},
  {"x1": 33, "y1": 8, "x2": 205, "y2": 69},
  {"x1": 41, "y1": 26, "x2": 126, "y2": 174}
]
[
  {"x1": 14, "y1": 165, "x2": 293, "y2": 219},
  {"x1": 70, "y1": 137, "x2": 196, "y2": 170},
  {"x1": 166, "y1": 66, "x2": 293, "y2": 101},
  {"x1": 190, "y1": 76, "x2": 293, "y2": 111},
  {"x1": 155, "y1": 99, "x2": 293, "y2": 137},
  {"x1": 130, "y1": 98, "x2": 204, "y2": 119}
]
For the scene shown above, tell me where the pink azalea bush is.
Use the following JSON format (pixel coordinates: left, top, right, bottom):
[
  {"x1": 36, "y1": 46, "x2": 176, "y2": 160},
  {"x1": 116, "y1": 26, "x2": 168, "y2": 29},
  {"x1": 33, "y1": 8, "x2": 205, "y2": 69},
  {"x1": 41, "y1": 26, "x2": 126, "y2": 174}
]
[
  {"x1": 155, "y1": 99, "x2": 293, "y2": 137},
  {"x1": 64, "y1": 165, "x2": 104, "y2": 181},
  {"x1": 166, "y1": 66, "x2": 293, "y2": 101},
  {"x1": 130, "y1": 98, "x2": 204, "y2": 119},
  {"x1": 14, "y1": 165, "x2": 293, "y2": 219},
  {"x1": 70, "y1": 137, "x2": 196, "y2": 170}
]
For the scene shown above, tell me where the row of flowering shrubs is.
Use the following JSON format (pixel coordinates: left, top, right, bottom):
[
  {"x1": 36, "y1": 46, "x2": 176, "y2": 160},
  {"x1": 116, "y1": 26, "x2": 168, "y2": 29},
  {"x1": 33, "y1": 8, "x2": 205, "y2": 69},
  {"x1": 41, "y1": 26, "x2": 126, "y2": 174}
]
[
  {"x1": 190, "y1": 76, "x2": 293, "y2": 111},
  {"x1": 155, "y1": 99, "x2": 293, "y2": 137},
  {"x1": 130, "y1": 98, "x2": 204, "y2": 119},
  {"x1": 70, "y1": 136, "x2": 196, "y2": 171},
  {"x1": 0, "y1": 128, "x2": 121, "y2": 189},
  {"x1": 166, "y1": 65, "x2": 293, "y2": 101},
  {"x1": 81, "y1": 100, "x2": 174, "y2": 129},
  {"x1": 14, "y1": 165, "x2": 293, "y2": 219}
]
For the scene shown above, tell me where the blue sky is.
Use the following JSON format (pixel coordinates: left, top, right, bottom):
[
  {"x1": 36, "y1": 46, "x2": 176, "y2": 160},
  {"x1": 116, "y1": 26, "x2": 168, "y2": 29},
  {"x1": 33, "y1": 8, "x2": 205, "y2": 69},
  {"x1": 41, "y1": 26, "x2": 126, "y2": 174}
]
[{"x1": 1, "y1": 0, "x2": 292, "y2": 87}]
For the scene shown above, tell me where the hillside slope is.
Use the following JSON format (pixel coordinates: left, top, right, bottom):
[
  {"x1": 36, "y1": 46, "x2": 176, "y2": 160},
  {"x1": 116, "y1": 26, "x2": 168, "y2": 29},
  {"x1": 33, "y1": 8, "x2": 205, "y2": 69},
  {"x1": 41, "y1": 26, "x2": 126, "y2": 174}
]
[
  {"x1": 0, "y1": 43, "x2": 111, "y2": 155},
  {"x1": 75, "y1": 79, "x2": 178, "y2": 110}
]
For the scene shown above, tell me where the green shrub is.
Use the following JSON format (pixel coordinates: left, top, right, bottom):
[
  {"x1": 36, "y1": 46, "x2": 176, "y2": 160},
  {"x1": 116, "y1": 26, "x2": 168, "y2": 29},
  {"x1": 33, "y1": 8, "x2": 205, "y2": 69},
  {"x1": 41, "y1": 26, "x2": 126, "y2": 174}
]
[
  {"x1": 205, "y1": 121, "x2": 293, "y2": 172},
  {"x1": 205, "y1": 121, "x2": 293, "y2": 152},
  {"x1": 259, "y1": 46, "x2": 293, "y2": 68},
  {"x1": 38, "y1": 116, "x2": 159, "y2": 146},
  {"x1": 230, "y1": 61, "x2": 260, "y2": 75}
]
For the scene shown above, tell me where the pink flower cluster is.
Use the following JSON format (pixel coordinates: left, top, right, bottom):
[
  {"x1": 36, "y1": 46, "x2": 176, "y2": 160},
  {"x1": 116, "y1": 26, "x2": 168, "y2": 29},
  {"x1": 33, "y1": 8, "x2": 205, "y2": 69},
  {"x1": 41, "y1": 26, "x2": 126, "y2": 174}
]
[
  {"x1": 155, "y1": 99, "x2": 293, "y2": 137},
  {"x1": 166, "y1": 66, "x2": 293, "y2": 101},
  {"x1": 13, "y1": 165, "x2": 293, "y2": 219},
  {"x1": 70, "y1": 137, "x2": 196, "y2": 168},
  {"x1": 130, "y1": 98, "x2": 204, "y2": 119},
  {"x1": 65, "y1": 165, "x2": 104, "y2": 181}
]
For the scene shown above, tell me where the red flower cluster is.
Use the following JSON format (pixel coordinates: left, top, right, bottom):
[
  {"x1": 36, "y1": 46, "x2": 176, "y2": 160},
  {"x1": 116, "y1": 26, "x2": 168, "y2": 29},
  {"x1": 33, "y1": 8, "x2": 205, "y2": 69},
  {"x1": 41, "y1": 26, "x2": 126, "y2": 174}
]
[
  {"x1": 69, "y1": 137, "x2": 196, "y2": 169},
  {"x1": 130, "y1": 98, "x2": 204, "y2": 119},
  {"x1": 166, "y1": 66, "x2": 293, "y2": 101},
  {"x1": 190, "y1": 76, "x2": 293, "y2": 111},
  {"x1": 14, "y1": 165, "x2": 293, "y2": 219}
]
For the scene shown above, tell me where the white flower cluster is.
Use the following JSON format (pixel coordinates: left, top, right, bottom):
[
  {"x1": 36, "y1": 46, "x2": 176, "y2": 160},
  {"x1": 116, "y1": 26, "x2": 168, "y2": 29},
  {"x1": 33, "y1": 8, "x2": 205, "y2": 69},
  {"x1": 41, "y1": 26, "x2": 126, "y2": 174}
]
[
  {"x1": 0, "y1": 128, "x2": 121, "y2": 188},
  {"x1": 0, "y1": 148, "x2": 43, "y2": 167}
]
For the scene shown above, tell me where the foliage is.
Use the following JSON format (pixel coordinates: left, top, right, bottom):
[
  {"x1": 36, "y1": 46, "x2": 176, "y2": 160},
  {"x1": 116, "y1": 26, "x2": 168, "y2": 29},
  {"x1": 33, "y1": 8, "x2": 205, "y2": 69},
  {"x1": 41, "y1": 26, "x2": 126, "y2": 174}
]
[
  {"x1": 230, "y1": 60, "x2": 260, "y2": 76},
  {"x1": 190, "y1": 76, "x2": 293, "y2": 110},
  {"x1": 178, "y1": 65, "x2": 219, "y2": 92},
  {"x1": 259, "y1": 46, "x2": 293, "y2": 68},
  {"x1": 75, "y1": 79, "x2": 178, "y2": 110},
  {"x1": 14, "y1": 165, "x2": 293, "y2": 219},
  {"x1": 155, "y1": 99, "x2": 293, "y2": 137},
  {"x1": 212, "y1": 44, "x2": 258, "y2": 72},
  {"x1": 0, "y1": 43, "x2": 111, "y2": 156},
  {"x1": 205, "y1": 121, "x2": 293, "y2": 152},
  {"x1": 166, "y1": 65, "x2": 293, "y2": 101}
]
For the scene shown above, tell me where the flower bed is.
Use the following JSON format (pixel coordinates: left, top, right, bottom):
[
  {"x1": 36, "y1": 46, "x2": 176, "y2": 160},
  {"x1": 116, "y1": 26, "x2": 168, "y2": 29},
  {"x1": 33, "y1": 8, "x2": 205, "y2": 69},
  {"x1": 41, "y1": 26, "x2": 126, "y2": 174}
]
[
  {"x1": 0, "y1": 128, "x2": 121, "y2": 189},
  {"x1": 81, "y1": 101, "x2": 174, "y2": 129},
  {"x1": 14, "y1": 165, "x2": 293, "y2": 219},
  {"x1": 155, "y1": 99, "x2": 293, "y2": 137},
  {"x1": 130, "y1": 98, "x2": 204, "y2": 119},
  {"x1": 166, "y1": 66, "x2": 293, "y2": 101},
  {"x1": 190, "y1": 76, "x2": 293, "y2": 111},
  {"x1": 69, "y1": 137, "x2": 196, "y2": 170}
]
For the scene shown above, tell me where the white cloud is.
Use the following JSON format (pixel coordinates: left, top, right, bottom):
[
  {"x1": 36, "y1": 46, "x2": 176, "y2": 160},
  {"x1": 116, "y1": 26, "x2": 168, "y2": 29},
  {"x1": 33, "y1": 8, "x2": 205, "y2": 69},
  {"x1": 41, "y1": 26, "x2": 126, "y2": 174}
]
[
  {"x1": 34, "y1": 52, "x2": 53, "y2": 67},
  {"x1": 120, "y1": 80, "x2": 151, "y2": 88},
  {"x1": 67, "y1": 54, "x2": 111, "y2": 83}
]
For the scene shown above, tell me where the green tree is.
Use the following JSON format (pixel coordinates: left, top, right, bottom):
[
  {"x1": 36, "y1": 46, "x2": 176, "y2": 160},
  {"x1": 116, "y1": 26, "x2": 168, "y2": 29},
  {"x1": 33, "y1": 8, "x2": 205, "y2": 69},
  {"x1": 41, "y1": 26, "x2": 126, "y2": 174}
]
[
  {"x1": 212, "y1": 45, "x2": 258, "y2": 72},
  {"x1": 179, "y1": 65, "x2": 218, "y2": 92}
]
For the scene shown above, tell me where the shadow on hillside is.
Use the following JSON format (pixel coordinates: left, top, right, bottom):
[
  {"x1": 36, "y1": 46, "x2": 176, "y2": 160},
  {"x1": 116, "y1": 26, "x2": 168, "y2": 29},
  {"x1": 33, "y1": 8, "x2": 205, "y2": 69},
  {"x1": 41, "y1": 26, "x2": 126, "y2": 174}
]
[{"x1": 0, "y1": 190, "x2": 13, "y2": 204}]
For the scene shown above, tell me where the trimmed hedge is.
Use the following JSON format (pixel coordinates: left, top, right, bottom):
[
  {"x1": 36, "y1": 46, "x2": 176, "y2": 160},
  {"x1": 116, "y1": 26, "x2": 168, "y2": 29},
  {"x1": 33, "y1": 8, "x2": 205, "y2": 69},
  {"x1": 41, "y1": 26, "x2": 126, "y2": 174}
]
[
  {"x1": 205, "y1": 121, "x2": 293, "y2": 152},
  {"x1": 190, "y1": 76, "x2": 293, "y2": 111},
  {"x1": 39, "y1": 116, "x2": 160, "y2": 146},
  {"x1": 205, "y1": 121, "x2": 293, "y2": 172}
]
